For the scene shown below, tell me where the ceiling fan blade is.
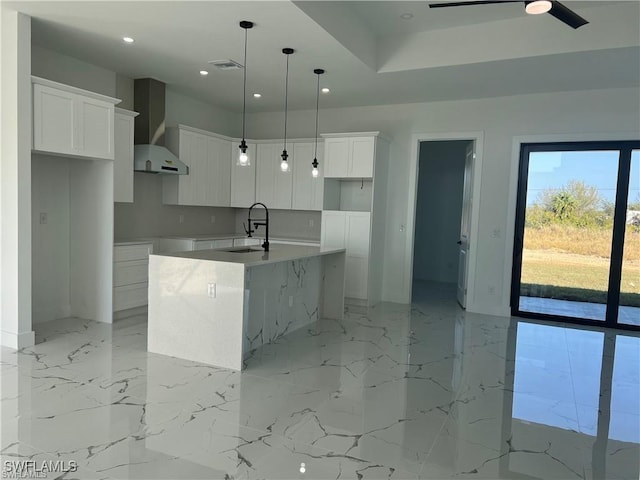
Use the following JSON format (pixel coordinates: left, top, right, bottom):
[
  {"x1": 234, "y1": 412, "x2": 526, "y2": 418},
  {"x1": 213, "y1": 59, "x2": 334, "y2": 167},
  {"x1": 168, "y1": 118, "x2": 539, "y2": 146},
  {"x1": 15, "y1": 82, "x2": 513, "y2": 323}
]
[
  {"x1": 547, "y1": 1, "x2": 588, "y2": 29},
  {"x1": 429, "y1": 1, "x2": 521, "y2": 8}
]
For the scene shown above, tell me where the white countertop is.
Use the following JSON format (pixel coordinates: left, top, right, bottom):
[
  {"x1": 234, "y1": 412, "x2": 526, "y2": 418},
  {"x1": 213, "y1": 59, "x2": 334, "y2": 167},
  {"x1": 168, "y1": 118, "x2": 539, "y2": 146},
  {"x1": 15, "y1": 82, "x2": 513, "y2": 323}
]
[
  {"x1": 116, "y1": 234, "x2": 319, "y2": 244},
  {"x1": 114, "y1": 238, "x2": 157, "y2": 246},
  {"x1": 151, "y1": 244, "x2": 344, "y2": 267}
]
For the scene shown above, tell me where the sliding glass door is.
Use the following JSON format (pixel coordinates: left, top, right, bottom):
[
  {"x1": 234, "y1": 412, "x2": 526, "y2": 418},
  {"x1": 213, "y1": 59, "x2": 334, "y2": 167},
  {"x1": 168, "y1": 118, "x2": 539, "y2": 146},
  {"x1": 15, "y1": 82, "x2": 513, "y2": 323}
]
[{"x1": 512, "y1": 141, "x2": 640, "y2": 330}]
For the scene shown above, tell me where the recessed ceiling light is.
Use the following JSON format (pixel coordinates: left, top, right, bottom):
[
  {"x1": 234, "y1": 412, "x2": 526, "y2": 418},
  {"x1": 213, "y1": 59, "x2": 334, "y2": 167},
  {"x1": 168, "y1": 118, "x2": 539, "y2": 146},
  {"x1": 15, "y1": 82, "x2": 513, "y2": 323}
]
[
  {"x1": 253, "y1": 93, "x2": 261, "y2": 98},
  {"x1": 321, "y1": 87, "x2": 330, "y2": 94},
  {"x1": 122, "y1": 36, "x2": 134, "y2": 44},
  {"x1": 400, "y1": 13, "x2": 413, "y2": 20},
  {"x1": 199, "y1": 70, "x2": 209, "y2": 76}
]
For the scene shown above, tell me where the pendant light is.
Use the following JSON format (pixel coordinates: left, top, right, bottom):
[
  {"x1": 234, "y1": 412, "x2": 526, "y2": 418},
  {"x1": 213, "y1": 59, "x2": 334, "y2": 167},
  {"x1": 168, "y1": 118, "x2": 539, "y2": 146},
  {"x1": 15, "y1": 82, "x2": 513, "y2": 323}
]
[
  {"x1": 238, "y1": 21, "x2": 253, "y2": 166},
  {"x1": 311, "y1": 68, "x2": 324, "y2": 178},
  {"x1": 280, "y1": 48, "x2": 294, "y2": 172}
]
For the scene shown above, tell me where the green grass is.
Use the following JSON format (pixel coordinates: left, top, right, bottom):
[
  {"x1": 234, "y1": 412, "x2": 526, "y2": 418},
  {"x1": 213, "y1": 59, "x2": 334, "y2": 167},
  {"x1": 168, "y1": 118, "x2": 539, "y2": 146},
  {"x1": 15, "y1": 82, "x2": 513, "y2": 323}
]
[{"x1": 521, "y1": 225, "x2": 640, "y2": 307}]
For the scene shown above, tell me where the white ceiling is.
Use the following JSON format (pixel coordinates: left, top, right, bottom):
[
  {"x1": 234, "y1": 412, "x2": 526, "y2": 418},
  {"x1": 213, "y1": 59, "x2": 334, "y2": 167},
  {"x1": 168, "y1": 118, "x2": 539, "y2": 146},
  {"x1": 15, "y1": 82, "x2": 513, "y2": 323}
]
[{"x1": 4, "y1": 0, "x2": 640, "y2": 113}]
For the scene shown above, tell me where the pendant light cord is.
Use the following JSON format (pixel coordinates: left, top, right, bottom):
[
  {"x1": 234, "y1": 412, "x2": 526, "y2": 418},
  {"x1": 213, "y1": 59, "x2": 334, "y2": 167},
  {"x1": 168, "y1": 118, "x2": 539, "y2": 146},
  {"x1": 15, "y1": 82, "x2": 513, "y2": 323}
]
[
  {"x1": 313, "y1": 72, "x2": 320, "y2": 160},
  {"x1": 242, "y1": 27, "x2": 248, "y2": 141},
  {"x1": 283, "y1": 53, "x2": 290, "y2": 153}
]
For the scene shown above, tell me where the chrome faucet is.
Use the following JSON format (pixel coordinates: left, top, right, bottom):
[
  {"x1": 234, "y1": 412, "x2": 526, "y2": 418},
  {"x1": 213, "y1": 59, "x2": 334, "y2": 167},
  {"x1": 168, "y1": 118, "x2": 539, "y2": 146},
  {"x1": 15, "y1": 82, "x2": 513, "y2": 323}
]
[{"x1": 244, "y1": 202, "x2": 269, "y2": 252}]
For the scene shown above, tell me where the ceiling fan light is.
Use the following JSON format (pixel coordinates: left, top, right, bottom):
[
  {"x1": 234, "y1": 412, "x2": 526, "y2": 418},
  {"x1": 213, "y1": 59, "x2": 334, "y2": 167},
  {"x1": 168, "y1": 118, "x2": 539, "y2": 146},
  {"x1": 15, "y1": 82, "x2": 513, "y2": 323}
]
[{"x1": 525, "y1": 0, "x2": 552, "y2": 15}]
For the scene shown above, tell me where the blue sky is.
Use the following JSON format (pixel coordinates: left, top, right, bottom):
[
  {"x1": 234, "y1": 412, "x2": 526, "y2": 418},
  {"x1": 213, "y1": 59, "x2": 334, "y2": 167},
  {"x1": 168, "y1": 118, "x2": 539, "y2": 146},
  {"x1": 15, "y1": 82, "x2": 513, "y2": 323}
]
[{"x1": 527, "y1": 150, "x2": 640, "y2": 207}]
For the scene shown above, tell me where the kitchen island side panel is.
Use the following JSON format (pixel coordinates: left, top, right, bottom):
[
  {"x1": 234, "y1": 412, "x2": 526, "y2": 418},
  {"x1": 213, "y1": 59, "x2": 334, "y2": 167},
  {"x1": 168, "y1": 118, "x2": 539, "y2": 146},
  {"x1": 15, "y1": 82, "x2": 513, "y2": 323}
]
[
  {"x1": 148, "y1": 255, "x2": 246, "y2": 370},
  {"x1": 242, "y1": 257, "x2": 322, "y2": 356}
]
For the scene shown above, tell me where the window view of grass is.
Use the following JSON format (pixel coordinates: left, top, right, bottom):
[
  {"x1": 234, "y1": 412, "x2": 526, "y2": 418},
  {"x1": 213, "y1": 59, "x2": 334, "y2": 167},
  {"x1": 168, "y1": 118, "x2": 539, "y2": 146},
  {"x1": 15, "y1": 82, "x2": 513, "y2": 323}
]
[{"x1": 521, "y1": 179, "x2": 640, "y2": 308}]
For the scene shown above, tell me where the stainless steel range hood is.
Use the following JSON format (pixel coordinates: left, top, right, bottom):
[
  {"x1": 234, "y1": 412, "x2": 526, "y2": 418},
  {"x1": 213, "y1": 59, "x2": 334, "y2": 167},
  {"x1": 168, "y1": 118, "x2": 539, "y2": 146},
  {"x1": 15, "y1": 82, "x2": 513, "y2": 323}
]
[{"x1": 133, "y1": 78, "x2": 188, "y2": 175}]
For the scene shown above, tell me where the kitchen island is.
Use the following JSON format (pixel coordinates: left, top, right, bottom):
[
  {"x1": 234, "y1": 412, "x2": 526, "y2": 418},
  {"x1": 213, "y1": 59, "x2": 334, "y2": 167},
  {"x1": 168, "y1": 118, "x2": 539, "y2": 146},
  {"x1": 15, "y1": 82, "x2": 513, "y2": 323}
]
[{"x1": 147, "y1": 245, "x2": 345, "y2": 370}]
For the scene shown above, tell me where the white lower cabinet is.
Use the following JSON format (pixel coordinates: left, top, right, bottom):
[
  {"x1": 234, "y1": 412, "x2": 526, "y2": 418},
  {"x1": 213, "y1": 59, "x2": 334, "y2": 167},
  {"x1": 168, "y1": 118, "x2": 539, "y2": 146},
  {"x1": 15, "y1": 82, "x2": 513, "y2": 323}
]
[
  {"x1": 321, "y1": 210, "x2": 371, "y2": 300},
  {"x1": 159, "y1": 237, "x2": 235, "y2": 253},
  {"x1": 113, "y1": 243, "x2": 153, "y2": 312}
]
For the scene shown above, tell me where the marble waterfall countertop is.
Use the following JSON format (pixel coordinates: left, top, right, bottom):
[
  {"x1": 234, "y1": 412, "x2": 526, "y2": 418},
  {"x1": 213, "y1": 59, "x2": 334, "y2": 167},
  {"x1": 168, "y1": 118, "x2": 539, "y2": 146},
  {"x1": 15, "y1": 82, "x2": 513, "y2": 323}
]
[{"x1": 151, "y1": 244, "x2": 344, "y2": 268}]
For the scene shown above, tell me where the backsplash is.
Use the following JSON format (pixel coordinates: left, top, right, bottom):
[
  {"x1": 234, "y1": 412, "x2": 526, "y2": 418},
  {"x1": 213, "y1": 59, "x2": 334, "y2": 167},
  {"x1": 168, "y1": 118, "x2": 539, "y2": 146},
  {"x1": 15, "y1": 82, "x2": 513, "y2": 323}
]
[
  {"x1": 234, "y1": 208, "x2": 321, "y2": 240},
  {"x1": 114, "y1": 173, "x2": 236, "y2": 238}
]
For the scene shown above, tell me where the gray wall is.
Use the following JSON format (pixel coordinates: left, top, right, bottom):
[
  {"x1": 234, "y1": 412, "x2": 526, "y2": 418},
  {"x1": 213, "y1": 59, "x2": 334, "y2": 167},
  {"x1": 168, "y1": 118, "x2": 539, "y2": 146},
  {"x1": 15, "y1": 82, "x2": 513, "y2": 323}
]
[
  {"x1": 234, "y1": 209, "x2": 321, "y2": 241},
  {"x1": 413, "y1": 141, "x2": 468, "y2": 284},
  {"x1": 32, "y1": 45, "x2": 116, "y2": 97},
  {"x1": 114, "y1": 173, "x2": 236, "y2": 238}
]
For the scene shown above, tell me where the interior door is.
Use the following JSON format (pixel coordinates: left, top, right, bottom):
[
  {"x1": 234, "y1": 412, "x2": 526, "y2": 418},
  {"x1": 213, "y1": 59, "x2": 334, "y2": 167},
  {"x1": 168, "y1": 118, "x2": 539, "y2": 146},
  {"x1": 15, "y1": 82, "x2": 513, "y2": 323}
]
[{"x1": 457, "y1": 142, "x2": 474, "y2": 308}]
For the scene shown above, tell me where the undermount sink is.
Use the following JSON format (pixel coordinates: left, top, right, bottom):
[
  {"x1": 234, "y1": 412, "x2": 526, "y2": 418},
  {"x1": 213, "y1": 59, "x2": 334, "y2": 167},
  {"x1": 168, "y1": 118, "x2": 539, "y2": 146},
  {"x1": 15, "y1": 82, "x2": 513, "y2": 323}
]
[{"x1": 221, "y1": 248, "x2": 262, "y2": 253}]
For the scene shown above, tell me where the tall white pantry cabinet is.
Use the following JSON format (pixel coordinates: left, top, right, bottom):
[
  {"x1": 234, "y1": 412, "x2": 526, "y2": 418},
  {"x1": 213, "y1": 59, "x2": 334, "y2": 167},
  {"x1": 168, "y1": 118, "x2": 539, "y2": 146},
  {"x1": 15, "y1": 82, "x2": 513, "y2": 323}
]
[
  {"x1": 31, "y1": 76, "x2": 120, "y2": 325},
  {"x1": 320, "y1": 132, "x2": 389, "y2": 305}
]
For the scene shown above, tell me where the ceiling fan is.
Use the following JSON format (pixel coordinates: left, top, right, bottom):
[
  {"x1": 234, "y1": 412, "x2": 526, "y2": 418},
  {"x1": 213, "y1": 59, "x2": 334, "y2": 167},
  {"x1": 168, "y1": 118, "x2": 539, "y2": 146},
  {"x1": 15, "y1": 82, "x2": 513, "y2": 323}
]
[{"x1": 428, "y1": 0, "x2": 589, "y2": 29}]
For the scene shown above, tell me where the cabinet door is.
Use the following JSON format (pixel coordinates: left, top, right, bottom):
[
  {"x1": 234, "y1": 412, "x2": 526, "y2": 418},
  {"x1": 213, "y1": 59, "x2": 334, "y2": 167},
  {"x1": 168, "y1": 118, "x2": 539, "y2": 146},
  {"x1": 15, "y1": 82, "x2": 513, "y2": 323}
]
[
  {"x1": 114, "y1": 113, "x2": 134, "y2": 203},
  {"x1": 230, "y1": 142, "x2": 257, "y2": 208},
  {"x1": 349, "y1": 137, "x2": 375, "y2": 178},
  {"x1": 177, "y1": 130, "x2": 195, "y2": 205},
  {"x1": 178, "y1": 130, "x2": 207, "y2": 206},
  {"x1": 292, "y1": 142, "x2": 324, "y2": 211},
  {"x1": 191, "y1": 133, "x2": 208, "y2": 206},
  {"x1": 345, "y1": 256, "x2": 368, "y2": 299},
  {"x1": 256, "y1": 143, "x2": 292, "y2": 209},
  {"x1": 321, "y1": 211, "x2": 346, "y2": 249},
  {"x1": 33, "y1": 84, "x2": 76, "y2": 155},
  {"x1": 208, "y1": 136, "x2": 232, "y2": 207},
  {"x1": 345, "y1": 211, "x2": 371, "y2": 256},
  {"x1": 77, "y1": 96, "x2": 114, "y2": 160},
  {"x1": 324, "y1": 138, "x2": 349, "y2": 178}
]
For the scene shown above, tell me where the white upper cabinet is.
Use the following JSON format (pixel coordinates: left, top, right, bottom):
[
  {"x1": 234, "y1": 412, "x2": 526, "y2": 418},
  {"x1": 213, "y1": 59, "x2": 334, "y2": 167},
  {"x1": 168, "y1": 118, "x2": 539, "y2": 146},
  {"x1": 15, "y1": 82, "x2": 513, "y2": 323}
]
[
  {"x1": 164, "y1": 125, "x2": 232, "y2": 207},
  {"x1": 207, "y1": 136, "x2": 232, "y2": 207},
  {"x1": 322, "y1": 134, "x2": 377, "y2": 178},
  {"x1": 32, "y1": 77, "x2": 119, "y2": 160},
  {"x1": 291, "y1": 142, "x2": 324, "y2": 211},
  {"x1": 230, "y1": 142, "x2": 257, "y2": 208},
  {"x1": 256, "y1": 143, "x2": 292, "y2": 210},
  {"x1": 113, "y1": 109, "x2": 138, "y2": 203}
]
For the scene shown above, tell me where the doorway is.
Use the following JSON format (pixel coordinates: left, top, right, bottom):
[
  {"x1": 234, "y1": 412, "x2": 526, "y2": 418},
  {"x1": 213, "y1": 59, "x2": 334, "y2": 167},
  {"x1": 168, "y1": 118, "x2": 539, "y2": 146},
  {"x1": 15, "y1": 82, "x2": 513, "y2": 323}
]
[
  {"x1": 412, "y1": 140, "x2": 472, "y2": 305},
  {"x1": 511, "y1": 141, "x2": 640, "y2": 330}
]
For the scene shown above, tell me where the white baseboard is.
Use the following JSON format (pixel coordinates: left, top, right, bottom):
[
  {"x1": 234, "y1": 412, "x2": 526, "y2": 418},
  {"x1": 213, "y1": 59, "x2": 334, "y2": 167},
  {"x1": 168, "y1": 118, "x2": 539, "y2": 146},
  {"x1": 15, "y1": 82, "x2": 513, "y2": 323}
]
[{"x1": 1, "y1": 329, "x2": 35, "y2": 349}]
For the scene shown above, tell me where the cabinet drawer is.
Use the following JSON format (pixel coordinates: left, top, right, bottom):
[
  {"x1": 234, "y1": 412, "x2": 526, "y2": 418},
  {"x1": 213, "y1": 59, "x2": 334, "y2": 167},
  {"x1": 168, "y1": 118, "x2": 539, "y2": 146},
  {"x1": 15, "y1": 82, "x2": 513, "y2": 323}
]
[
  {"x1": 114, "y1": 243, "x2": 153, "y2": 262},
  {"x1": 193, "y1": 240, "x2": 214, "y2": 250},
  {"x1": 213, "y1": 238, "x2": 234, "y2": 249},
  {"x1": 114, "y1": 283, "x2": 148, "y2": 311},
  {"x1": 233, "y1": 237, "x2": 261, "y2": 247},
  {"x1": 113, "y1": 260, "x2": 148, "y2": 287}
]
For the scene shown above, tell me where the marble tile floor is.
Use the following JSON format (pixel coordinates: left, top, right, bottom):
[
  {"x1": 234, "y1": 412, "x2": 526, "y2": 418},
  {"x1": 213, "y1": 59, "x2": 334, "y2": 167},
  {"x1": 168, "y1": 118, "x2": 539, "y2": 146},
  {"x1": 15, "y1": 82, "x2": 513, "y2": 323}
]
[{"x1": 1, "y1": 282, "x2": 638, "y2": 479}]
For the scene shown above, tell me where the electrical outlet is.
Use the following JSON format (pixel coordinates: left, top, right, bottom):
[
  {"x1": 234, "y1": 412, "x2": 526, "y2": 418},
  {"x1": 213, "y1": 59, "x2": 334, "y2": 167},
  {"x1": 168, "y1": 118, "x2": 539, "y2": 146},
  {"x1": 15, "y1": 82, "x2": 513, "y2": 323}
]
[
  {"x1": 39, "y1": 212, "x2": 47, "y2": 225},
  {"x1": 488, "y1": 285, "x2": 496, "y2": 295},
  {"x1": 207, "y1": 283, "x2": 216, "y2": 298},
  {"x1": 288, "y1": 295, "x2": 294, "y2": 307},
  {"x1": 309, "y1": 219, "x2": 314, "y2": 227},
  {"x1": 210, "y1": 215, "x2": 216, "y2": 224},
  {"x1": 179, "y1": 214, "x2": 184, "y2": 224}
]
